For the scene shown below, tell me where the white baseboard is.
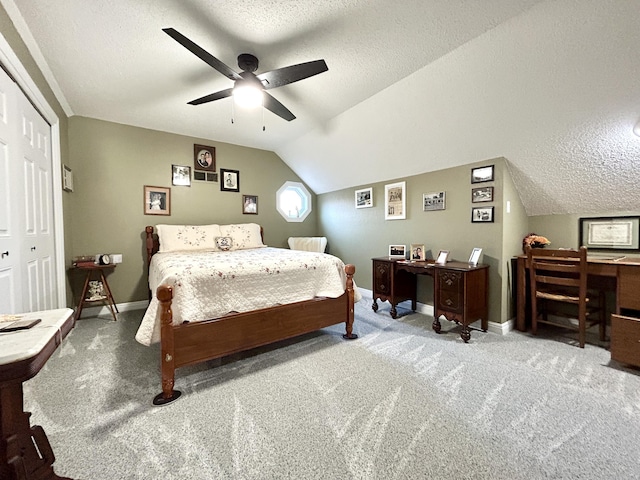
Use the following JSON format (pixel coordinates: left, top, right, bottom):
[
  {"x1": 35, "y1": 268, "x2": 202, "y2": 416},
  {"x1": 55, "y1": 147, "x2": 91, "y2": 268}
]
[
  {"x1": 358, "y1": 287, "x2": 513, "y2": 335},
  {"x1": 78, "y1": 300, "x2": 148, "y2": 318}
]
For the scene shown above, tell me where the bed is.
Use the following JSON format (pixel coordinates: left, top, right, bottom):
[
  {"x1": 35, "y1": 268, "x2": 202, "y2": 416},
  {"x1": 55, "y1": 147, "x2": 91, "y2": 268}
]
[{"x1": 138, "y1": 223, "x2": 358, "y2": 405}]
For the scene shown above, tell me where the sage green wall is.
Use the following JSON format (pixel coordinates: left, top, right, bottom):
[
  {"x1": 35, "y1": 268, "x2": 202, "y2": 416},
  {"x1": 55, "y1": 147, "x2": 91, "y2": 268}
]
[
  {"x1": 67, "y1": 116, "x2": 318, "y2": 305},
  {"x1": 318, "y1": 158, "x2": 517, "y2": 324}
]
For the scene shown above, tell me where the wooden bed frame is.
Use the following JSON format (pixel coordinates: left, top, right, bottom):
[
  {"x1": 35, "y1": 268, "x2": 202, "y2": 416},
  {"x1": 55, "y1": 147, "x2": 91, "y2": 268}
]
[{"x1": 144, "y1": 226, "x2": 357, "y2": 405}]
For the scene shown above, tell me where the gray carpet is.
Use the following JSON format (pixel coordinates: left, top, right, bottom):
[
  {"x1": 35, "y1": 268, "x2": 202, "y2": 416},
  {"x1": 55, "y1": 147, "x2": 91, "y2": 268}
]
[{"x1": 24, "y1": 298, "x2": 640, "y2": 480}]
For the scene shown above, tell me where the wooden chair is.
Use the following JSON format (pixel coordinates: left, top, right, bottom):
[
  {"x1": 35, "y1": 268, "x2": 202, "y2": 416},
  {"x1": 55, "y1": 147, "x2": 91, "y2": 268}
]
[{"x1": 525, "y1": 245, "x2": 606, "y2": 348}]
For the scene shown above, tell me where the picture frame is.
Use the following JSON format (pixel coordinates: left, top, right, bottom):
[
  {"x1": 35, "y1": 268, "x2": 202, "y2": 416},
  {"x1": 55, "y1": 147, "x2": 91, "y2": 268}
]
[
  {"x1": 242, "y1": 194, "x2": 258, "y2": 215},
  {"x1": 193, "y1": 171, "x2": 219, "y2": 183},
  {"x1": 172, "y1": 165, "x2": 191, "y2": 186},
  {"x1": 385, "y1": 181, "x2": 406, "y2": 220},
  {"x1": 579, "y1": 216, "x2": 640, "y2": 250},
  {"x1": 389, "y1": 244, "x2": 406, "y2": 258},
  {"x1": 468, "y1": 247, "x2": 482, "y2": 266},
  {"x1": 471, "y1": 165, "x2": 494, "y2": 184},
  {"x1": 423, "y1": 191, "x2": 445, "y2": 211},
  {"x1": 355, "y1": 187, "x2": 373, "y2": 208},
  {"x1": 144, "y1": 185, "x2": 171, "y2": 216},
  {"x1": 220, "y1": 168, "x2": 240, "y2": 192},
  {"x1": 472, "y1": 186, "x2": 493, "y2": 203},
  {"x1": 435, "y1": 250, "x2": 449, "y2": 265},
  {"x1": 194, "y1": 144, "x2": 216, "y2": 172},
  {"x1": 472, "y1": 206, "x2": 494, "y2": 223},
  {"x1": 410, "y1": 244, "x2": 425, "y2": 261},
  {"x1": 62, "y1": 164, "x2": 73, "y2": 192}
]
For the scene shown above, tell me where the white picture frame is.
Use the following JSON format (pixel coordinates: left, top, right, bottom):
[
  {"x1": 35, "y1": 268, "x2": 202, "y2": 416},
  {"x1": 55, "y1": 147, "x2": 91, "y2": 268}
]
[
  {"x1": 389, "y1": 244, "x2": 406, "y2": 258},
  {"x1": 62, "y1": 164, "x2": 73, "y2": 192},
  {"x1": 385, "y1": 181, "x2": 406, "y2": 220},
  {"x1": 435, "y1": 250, "x2": 449, "y2": 265},
  {"x1": 469, "y1": 247, "x2": 482, "y2": 266},
  {"x1": 355, "y1": 187, "x2": 373, "y2": 208}
]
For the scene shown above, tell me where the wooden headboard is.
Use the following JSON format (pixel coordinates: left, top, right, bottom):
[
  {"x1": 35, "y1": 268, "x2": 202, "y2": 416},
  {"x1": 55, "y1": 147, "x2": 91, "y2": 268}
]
[{"x1": 145, "y1": 225, "x2": 265, "y2": 268}]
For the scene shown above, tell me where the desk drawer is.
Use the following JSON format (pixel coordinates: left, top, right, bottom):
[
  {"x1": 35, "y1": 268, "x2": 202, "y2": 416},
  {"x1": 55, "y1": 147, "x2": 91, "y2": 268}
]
[
  {"x1": 619, "y1": 266, "x2": 640, "y2": 311},
  {"x1": 611, "y1": 314, "x2": 640, "y2": 367}
]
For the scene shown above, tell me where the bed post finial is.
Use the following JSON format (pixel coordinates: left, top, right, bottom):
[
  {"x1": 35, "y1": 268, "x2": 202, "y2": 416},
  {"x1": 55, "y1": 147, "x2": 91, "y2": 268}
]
[{"x1": 343, "y1": 264, "x2": 358, "y2": 340}]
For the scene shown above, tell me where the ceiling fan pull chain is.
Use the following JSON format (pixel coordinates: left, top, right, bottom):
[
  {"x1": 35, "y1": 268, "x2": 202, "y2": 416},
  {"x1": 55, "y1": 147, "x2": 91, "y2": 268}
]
[
  {"x1": 262, "y1": 104, "x2": 266, "y2": 131},
  {"x1": 231, "y1": 99, "x2": 235, "y2": 124}
]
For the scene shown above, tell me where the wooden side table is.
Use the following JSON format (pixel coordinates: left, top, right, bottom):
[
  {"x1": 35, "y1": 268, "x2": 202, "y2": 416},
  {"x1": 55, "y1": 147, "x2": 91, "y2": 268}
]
[
  {"x1": 73, "y1": 264, "x2": 118, "y2": 321},
  {"x1": 0, "y1": 308, "x2": 75, "y2": 479}
]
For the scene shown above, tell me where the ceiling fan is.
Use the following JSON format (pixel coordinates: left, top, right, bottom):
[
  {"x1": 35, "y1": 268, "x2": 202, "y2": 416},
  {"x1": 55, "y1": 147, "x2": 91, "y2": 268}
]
[{"x1": 163, "y1": 28, "x2": 328, "y2": 121}]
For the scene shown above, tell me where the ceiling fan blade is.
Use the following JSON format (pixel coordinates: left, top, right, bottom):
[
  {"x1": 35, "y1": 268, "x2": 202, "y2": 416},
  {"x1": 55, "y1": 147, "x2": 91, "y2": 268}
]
[
  {"x1": 257, "y1": 60, "x2": 328, "y2": 90},
  {"x1": 163, "y1": 28, "x2": 242, "y2": 81},
  {"x1": 188, "y1": 88, "x2": 233, "y2": 105},
  {"x1": 263, "y1": 92, "x2": 296, "y2": 121}
]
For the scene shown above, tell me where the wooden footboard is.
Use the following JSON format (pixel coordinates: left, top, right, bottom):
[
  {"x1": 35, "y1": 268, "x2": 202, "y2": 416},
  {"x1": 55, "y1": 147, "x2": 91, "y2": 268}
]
[{"x1": 153, "y1": 264, "x2": 357, "y2": 405}]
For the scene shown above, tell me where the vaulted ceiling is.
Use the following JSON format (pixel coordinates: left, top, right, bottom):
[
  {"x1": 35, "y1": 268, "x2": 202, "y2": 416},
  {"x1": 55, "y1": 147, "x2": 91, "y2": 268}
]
[{"x1": 5, "y1": 0, "x2": 640, "y2": 215}]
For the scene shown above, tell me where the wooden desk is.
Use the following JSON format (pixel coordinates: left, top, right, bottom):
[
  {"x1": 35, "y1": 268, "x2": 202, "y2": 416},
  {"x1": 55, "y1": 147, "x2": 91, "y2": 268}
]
[
  {"x1": 0, "y1": 308, "x2": 75, "y2": 480},
  {"x1": 515, "y1": 254, "x2": 640, "y2": 330},
  {"x1": 372, "y1": 258, "x2": 489, "y2": 342}
]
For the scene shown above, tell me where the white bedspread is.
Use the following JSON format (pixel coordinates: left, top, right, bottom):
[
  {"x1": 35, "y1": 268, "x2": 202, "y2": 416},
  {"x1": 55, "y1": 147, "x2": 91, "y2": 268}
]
[{"x1": 135, "y1": 247, "x2": 360, "y2": 345}]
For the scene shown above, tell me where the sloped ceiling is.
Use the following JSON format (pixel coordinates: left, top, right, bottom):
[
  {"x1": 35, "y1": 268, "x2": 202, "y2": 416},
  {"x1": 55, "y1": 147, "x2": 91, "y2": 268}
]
[{"x1": 4, "y1": 0, "x2": 640, "y2": 215}]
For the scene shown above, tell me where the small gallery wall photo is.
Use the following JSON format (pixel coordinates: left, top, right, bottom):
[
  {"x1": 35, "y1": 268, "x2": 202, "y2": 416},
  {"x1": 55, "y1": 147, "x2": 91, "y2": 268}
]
[
  {"x1": 385, "y1": 181, "x2": 406, "y2": 220},
  {"x1": 172, "y1": 165, "x2": 191, "y2": 186},
  {"x1": 242, "y1": 195, "x2": 258, "y2": 214},
  {"x1": 471, "y1": 165, "x2": 494, "y2": 184},
  {"x1": 423, "y1": 191, "x2": 445, "y2": 211},
  {"x1": 144, "y1": 185, "x2": 171, "y2": 215},
  {"x1": 471, "y1": 186, "x2": 493, "y2": 203},
  {"x1": 220, "y1": 168, "x2": 240, "y2": 192},
  {"x1": 194, "y1": 144, "x2": 216, "y2": 172},
  {"x1": 472, "y1": 206, "x2": 494, "y2": 223},
  {"x1": 355, "y1": 187, "x2": 373, "y2": 208}
]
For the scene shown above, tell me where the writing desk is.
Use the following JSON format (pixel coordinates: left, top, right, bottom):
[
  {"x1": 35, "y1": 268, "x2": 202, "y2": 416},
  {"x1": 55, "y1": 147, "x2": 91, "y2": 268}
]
[
  {"x1": 515, "y1": 254, "x2": 640, "y2": 331},
  {"x1": 0, "y1": 308, "x2": 75, "y2": 479},
  {"x1": 372, "y1": 258, "x2": 489, "y2": 342}
]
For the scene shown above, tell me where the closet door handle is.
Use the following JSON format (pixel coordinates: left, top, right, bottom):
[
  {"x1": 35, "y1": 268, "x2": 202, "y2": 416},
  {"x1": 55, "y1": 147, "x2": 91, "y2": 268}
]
[{"x1": 1, "y1": 251, "x2": 8, "y2": 258}]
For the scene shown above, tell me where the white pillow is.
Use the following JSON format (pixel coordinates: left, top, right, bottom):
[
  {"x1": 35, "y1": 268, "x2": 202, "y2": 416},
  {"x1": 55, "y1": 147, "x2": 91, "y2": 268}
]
[
  {"x1": 219, "y1": 223, "x2": 265, "y2": 250},
  {"x1": 156, "y1": 224, "x2": 222, "y2": 252}
]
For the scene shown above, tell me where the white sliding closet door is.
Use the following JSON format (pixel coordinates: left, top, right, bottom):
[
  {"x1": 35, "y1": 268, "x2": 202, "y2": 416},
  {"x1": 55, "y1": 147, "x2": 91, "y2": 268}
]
[{"x1": 0, "y1": 66, "x2": 56, "y2": 314}]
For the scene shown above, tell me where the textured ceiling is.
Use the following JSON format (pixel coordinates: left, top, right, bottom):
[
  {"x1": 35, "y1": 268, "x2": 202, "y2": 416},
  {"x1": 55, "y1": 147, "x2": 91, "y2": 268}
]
[{"x1": 4, "y1": 0, "x2": 640, "y2": 215}]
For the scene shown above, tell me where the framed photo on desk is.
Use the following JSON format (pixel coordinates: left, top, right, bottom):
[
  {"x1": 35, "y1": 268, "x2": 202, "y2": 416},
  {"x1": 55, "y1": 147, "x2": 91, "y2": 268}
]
[{"x1": 579, "y1": 216, "x2": 640, "y2": 250}]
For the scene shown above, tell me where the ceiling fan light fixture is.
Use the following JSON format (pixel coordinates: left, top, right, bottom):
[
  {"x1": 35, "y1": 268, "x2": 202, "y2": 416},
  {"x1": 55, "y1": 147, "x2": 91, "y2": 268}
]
[{"x1": 233, "y1": 83, "x2": 263, "y2": 109}]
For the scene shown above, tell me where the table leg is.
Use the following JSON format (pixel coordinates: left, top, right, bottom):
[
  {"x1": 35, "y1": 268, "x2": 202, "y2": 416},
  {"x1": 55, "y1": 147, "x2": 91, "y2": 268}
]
[
  {"x1": 99, "y1": 272, "x2": 119, "y2": 313},
  {"x1": 75, "y1": 271, "x2": 92, "y2": 320}
]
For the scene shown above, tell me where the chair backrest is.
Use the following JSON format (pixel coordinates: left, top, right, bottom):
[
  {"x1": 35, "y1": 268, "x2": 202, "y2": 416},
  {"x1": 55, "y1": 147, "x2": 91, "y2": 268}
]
[
  {"x1": 525, "y1": 245, "x2": 589, "y2": 313},
  {"x1": 287, "y1": 236, "x2": 328, "y2": 253}
]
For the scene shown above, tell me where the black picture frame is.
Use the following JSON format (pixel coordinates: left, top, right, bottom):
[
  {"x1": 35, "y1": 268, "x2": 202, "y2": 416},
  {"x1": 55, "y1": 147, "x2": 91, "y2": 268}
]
[
  {"x1": 242, "y1": 194, "x2": 258, "y2": 214},
  {"x1": 472, "y1": 206, "x2": 494, "y2": 223},
  {"x1": 220, "y1": 168, "x2": 240, "y2": 192},
  {"x1": 472, "y1": 186, "x2": 494, "y2": 203},
  {"x1": 471, "y1": 165, "x2": 494, "y2": 184},
  {"x1": 579, "y1": 216, "x2": 640, "y2": 251}
]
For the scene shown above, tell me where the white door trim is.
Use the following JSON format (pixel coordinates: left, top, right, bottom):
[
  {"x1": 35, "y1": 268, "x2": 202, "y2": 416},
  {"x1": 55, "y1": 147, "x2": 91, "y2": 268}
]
[{"x1": 0, "y1": 32, "x2": 66, "y2": 308}]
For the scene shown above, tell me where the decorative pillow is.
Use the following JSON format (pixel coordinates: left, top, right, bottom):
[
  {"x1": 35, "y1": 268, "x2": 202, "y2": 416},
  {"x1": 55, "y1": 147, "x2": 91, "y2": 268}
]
[
  {"x1": 156, "y1": 224, "x2": 222, "y2": 252},
  {"x1": 215, "y1": 236, "x2": 233, "y2": 251},
  {"x1": 219, "y1": 223, "x2": 266, "y2": 250}
]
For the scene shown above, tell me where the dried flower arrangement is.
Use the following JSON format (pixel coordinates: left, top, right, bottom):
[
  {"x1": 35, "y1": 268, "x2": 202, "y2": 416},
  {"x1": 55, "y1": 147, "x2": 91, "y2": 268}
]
[{"x1": 522, "y1": 233, "x2": 551, "y2": 252}]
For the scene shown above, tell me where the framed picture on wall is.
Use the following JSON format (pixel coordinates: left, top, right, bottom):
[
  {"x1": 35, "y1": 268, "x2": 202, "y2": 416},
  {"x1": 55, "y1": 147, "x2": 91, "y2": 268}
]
[
  {"x1": 472, "y1": 186, "x2": 493, "y2": 203},
  {"x1": 144, "y1": 185, "x2": 171, "y2": 215},
  {"x1": 423, "y1": 191, "x2": 445, "y2": 211},
  {"x1": 172, "y1": 165, "x2": 191, "y2": 186},
  {"x1": 385, "y1": 181, "x2": 406, "y2": 220},
  {"x1": 471, "y1": 165, "x2": 494, "y2": 184},
  {"x1": 355, "y1": 187, "x2": 373, "y2": 208},
  {"x1": 242, "y1": 195, "x2": 258, "y2": 214},
  {"x1": 472, "y1": 206, "x2": 494, "y2": 223},
  {"x1": 220, "y1": 168, "x2": 240, "y2": 192},
  {"x1": 194, "y1": 144, "x2": 216, "y2": 172}
]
